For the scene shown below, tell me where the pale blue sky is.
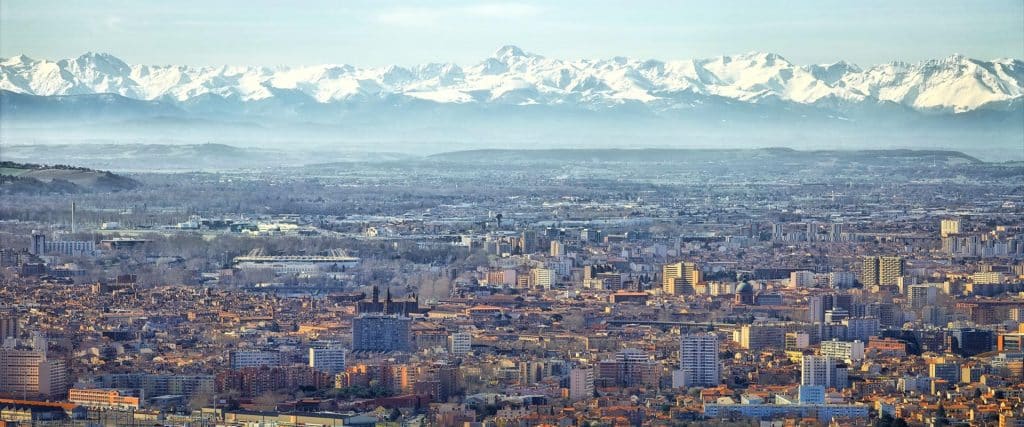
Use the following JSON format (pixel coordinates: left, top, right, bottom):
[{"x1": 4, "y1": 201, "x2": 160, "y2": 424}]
[{"x1": 2, "y1": 0, "x2": 1021, "y2": 66}]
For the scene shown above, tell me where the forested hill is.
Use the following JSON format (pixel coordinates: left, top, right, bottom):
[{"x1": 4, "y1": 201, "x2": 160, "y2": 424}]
[{"x1": 0, "y1": 161, "x2": 139, "y2": 195}]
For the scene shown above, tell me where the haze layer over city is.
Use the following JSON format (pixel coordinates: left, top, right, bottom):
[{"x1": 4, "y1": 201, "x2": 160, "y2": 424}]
[{"x1": 0, "y1": 2, "x2": 1023, "y2": 427}]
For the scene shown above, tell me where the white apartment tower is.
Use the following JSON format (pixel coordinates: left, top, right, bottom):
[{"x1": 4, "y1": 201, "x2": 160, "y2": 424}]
[
  {"x1": 801, "y1": 355, "x2": 848, "y2": 389},
  {"x1": 672, "y1": 332, "x2": 720, "y2": 388}
]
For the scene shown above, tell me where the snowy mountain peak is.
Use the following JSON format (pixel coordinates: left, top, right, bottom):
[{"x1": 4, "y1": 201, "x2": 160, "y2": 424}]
[
  {"x1": 735, "y1": 52, "x2": 792, "y2": 68},
  {"x1": 1, "y1": 48, "x2": 1021, "y2": 114},
  {"x1": 71, "y1": 51, "x2": 131, "y2": 72},
  {"x1": 77, "y1": 51, "x2": 120, "y2": 61},
  {"x1": 493, "y1": 45, "x2": 535, "y2": 61},
  {"x1": 2, "y1": 54, "x2": 37, "y2": 67}
]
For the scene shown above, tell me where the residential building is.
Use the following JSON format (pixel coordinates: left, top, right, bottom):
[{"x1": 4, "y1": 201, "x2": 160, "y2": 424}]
[
  {"x1": 352, "y1": 314, "x2": 412, "y2": 353},
  {"x1": 568, "y1": 368, "x2": 594, "y2": 401},
  {"x1": 308, "y1": 347, "x2": 346, "y2": 375},
  {"x1": 229, "y1": 350, "x2": 283, "y2": 370},
  {"x1": 801, "y1": 355, "x2": 848, "y2": 389},
  {"x1": 663, "y1": 261, "x2": 700, "y2": 295},
  {"x1": 673, "y1": 333, "x2": 720, "y2": 388}
]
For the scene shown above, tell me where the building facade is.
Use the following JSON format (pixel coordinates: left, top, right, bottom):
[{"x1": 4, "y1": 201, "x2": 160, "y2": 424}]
[
  {"x1": 352, "y1": 314, "x2": 412, "y2": 353},
  {"x1": 673, "y1": 332, "x2": 720, "y2": 388}
]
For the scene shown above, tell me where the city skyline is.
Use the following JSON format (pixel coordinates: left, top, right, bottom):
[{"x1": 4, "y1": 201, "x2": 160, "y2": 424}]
[{"x1": 1, "y1": 3, "x2": 1023, "y2": 426}]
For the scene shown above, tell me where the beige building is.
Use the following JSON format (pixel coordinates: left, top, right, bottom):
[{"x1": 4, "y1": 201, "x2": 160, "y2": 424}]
[
  {"x1": 0, "y1": 349, "x2": 67, "y2": 399},
  {"x1": 941, "y1": 218, "x2": 961, "y2": 237},
  {"x1": 530, "y1": 267, "x2": 554, "y2": 289},
  {"x1": 663, "y1": 261, "x2": 700, "y2": 295}
]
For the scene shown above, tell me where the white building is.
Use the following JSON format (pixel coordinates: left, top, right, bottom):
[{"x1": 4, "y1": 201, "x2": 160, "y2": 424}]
[
  {"x1": 820, "y1": 339, "x2": 866, "y2": 362},
  {"x1": 673, "y1": 332, "x2": 720, "y2": 388},
  {"x1": 801, "y1": 355, "x2": 848, "y2": 389},
  {"x1": 972, "y1": 271, "x2": 1003, "y2": 285},
  {"x1": 229, "y1": 350, "x2": 283, "y2": 369},
  {"x1": 789, "y1": 271, "x2": 820, "y2": 288},
  {"x1": 530, "y1": 268, "x2": 554, "y2": 289},
  {"x1": 233, "y1": 255, "x2": 360, "y2": 276},
  {"x1": 828, "y1": 272, "x2": 856, "y2": 288},
  {"x1": 308, "y1": 347, "x2": 346, "y2": 375}
]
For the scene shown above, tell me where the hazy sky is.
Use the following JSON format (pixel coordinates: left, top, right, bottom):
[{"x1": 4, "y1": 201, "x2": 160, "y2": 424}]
[{"x1": 2, "y1": 0, "x2": 1022, "y2": 67}]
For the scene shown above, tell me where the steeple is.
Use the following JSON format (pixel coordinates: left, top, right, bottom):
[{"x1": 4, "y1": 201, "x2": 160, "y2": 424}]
[{"x1": 372, "y1": 285, "x2": 380, "y2": 304}]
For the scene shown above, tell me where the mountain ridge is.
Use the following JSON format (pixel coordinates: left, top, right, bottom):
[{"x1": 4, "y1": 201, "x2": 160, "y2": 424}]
[
  {"x1": 427, "y1": 147, "x2": 984, "y2": 164},
  {"x1": 2, "y1": 47, "x2": 1021, "y2": 115}
]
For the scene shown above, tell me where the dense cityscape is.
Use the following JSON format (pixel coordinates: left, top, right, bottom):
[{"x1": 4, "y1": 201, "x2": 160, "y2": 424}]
[
  {"x1": 3, "y1": 1, "x2": 1024, "y2": 425},
  {"x1": 1, "y1": 148, "x2": 1022, "y2": 426}
]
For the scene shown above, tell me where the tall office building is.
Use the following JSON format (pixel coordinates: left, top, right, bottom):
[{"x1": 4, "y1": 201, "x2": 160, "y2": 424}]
[
  {"x1": 801, "y1": 355, "x2": 848, "y2": 390},
  {"x1": 308, "y1": 346, "x2": 346, "y2": 375},
  {"x1": 519, "y1": 230, "x2": 537, "y2": 253},
  {"x1": 673, "y1": 333, "x2": 720, "y2": 388},
  {"x1": 941, "y1": 218, "x2": 961, "y2": 238},
  {"x1": 949, "y1": 329, "x2": 993, "y2": 357},
  {"x1": 569, "y1": 367, "x2": 594, "y2": 401},
  {"x1": 861, "y1": 256, "x2": 904, "y2": 286},
  {"x1": 352, "y1": 314, "x2": 412, "y2": 353},
  {"x1": 663, "y1": 261, "x2": 700, "y2": 295}
]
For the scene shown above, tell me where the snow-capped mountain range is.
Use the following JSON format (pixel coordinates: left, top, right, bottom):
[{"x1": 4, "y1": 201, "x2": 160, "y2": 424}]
[{"x1": 2, "y1": 46, "x2": 1021, "y2": 114}]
